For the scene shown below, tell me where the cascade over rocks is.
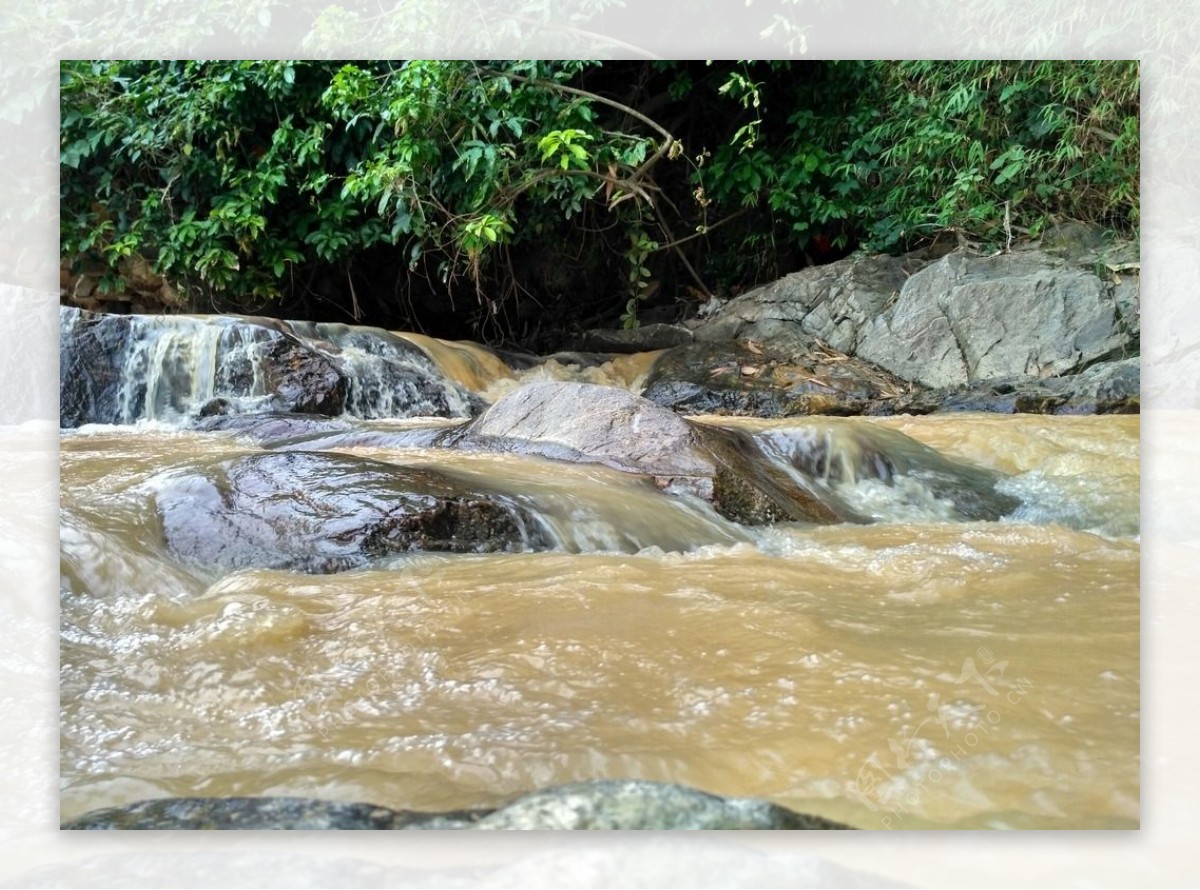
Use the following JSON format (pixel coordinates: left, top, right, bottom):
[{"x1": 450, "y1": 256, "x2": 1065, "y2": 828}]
[
  {"x1": 286, "y1": 321, "x2": 485, "y2": 419},
  {"x1": 61, "y1": 780, "x2": 855, "y2": 830},
  {"x1": 60, "y1": 306, "x2": 348, "y2": 427},
  {"x1": 438, "y1": 380, "x2": 850, "y2": 523},
  {"x1": 58, "y1": 307, "x2": 480, "y2": 428},
  {"x1": 153, "y1": 451, "x2": 552, "y2": 573}
]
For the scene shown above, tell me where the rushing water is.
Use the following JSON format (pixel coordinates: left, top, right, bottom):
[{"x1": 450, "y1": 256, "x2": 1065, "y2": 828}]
[{"x1": 59, "y1": 329, "x2": 1139, "y2": 830}]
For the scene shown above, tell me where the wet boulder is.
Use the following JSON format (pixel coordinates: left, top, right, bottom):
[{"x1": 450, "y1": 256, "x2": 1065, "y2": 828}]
[
  {"x1": 152, "y1": 451, "x2": 551, "y2": 573},
  {"x1": 260, "y1": 336, "x2": 347, "y2": 415},
  {"x1": 577, "y1": 323, "x2": 694, "y2": 353},
  {"x1": 61, "y1": 780, "x2": 854, "y2": 830},
  {"x1": 642, "y1": 338, "x2": 911, "y2": 417},
  {"x1": 59, "y1": 307, "x2": 136, "y2": 428},
  {"x1": 444, "y1": 381, "x2": 719, "y2": 500}
]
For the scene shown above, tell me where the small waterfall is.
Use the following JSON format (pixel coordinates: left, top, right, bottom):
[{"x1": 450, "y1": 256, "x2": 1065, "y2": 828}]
[
  {"x1": 60, "y1": 308, "x2": 278, "y2": 426},
  {"x1": 126, "y1": 319, "x2": 274, "y2": 422},
  {"x1": 286, "y1": 322, "x2": 480, "y2": 420},
  {"x1": 60, "y1": 308, "x2": 481, "y2": 428}
]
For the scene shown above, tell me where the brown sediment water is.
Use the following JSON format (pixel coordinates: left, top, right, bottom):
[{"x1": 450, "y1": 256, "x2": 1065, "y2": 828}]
[{"x1": 58, "y1": 344, "x2": 1139, "y2": 830}]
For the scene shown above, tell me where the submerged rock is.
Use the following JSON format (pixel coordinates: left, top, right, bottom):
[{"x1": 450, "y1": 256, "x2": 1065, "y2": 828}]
[
  {"x1": 62, "y1": 780, "x2": 855, "y2": 830},
  {"x1": 192, "y1": 412, "x2": 357, "y2": 443},
  {"x1": 153, "y1": 451, "x2": 551, "y2": 573},
  {"x1": 749, "y1": 423, "x2": 1022, "y2": 522}
]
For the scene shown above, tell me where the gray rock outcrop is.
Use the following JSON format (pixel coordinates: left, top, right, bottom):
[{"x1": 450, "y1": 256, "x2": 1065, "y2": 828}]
[
  {"x1": 61, "y1": 780, "x2": 855, "y2": 830},
  {"x1": 691, "y1": 239, "x2": 1139, "y2": 403}
]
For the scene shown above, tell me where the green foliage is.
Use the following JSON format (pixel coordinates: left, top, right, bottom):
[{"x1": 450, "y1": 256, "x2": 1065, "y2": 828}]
[
  {"x1": 60, "y1": 59, "x2": 659, "y2": 320},
  {"x1": 696, "y1": 60, "x2": 1139, "y2": 263},
  {"x1": 620, "y1": 228, "x2": 659, "y2": 328},
  {"x1": 60, "y1": 59, "x2": 1139, "y2": 339}
]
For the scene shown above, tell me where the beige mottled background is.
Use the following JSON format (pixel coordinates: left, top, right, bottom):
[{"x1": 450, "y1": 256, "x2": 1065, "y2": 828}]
[{"x1": 1, "y1": 1, "x2": 1190, "y2": 884}]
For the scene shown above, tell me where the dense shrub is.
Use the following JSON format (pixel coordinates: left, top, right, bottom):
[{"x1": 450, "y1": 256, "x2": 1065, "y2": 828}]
[{"x1": 60, "y1": 60, "x2": 1139, "y2": 342}]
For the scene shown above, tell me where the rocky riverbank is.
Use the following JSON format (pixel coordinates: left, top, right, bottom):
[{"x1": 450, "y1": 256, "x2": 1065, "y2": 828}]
[
  {"x1": 60, "y1": 229, "x2": 1138, "y2": 431},
  {"x1": 629, "y1": 228, "x2": 1138, "y2": 418}
]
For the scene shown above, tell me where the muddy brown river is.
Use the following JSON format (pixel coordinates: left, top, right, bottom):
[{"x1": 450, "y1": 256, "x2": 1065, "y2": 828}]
[{"x1": 59, "y1": 337, "x2": 1139, "y2": 830}]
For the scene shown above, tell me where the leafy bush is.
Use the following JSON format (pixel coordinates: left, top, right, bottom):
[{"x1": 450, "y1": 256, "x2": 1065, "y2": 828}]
[
  {"x1": 697, "y1": 60, "x2": 1139, "y2": 261},
  {"x1": 61, "y1": 60, "x2": 1139, "y2": 341}
]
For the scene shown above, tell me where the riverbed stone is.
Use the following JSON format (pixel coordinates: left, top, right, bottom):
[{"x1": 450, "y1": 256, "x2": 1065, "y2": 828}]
[
  {"x1": 61, "y1": 780, "x2": 855, "y2": 830},
  {"x1": 642, "y1": 339, "x2": 911, "y2": 417},
  {"x1": 881, "y1": 357, "x2": 1140, "y2": 416},
  {"x1": 578, "y1": 323, "x2": 694, "y2": 353},
  {"x1": 445, "y1": 380, "x2": 717, "y2": 498},
  {"x1": 153, "y1": 451, "x2": 551, "y2": 573},
  {"x1": 59, "y1": 306, "x2": 137, "y2": 428}
]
